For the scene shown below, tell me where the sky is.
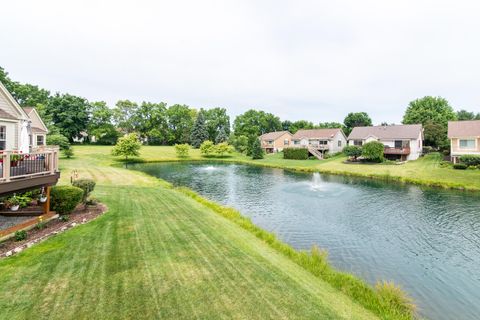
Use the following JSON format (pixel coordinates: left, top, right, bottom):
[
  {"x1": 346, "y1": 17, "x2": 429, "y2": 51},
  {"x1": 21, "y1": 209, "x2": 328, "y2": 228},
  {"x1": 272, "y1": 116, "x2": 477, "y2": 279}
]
[{"x1": 1, "y1": 0, "x2": 479, "y2": 124}]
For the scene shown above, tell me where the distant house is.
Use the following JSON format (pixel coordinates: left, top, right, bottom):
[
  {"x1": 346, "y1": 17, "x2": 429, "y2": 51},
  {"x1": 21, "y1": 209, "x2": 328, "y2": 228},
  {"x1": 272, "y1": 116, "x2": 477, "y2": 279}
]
[
  {"x1": 347, "y1": 124, "x2": 423, "y2": 161},
  {"x1": 259, "y1": 131, "x2": 292, "y2": 153},
  {"x1": 448, "y1": 120, "x2": 480, "y2": 163},
  {"x1": 22, "y1": 107, "x2": 48, "y2": 148},
  {"x1": 291, "y1": 128, "x2": 347, "y2": 159}
]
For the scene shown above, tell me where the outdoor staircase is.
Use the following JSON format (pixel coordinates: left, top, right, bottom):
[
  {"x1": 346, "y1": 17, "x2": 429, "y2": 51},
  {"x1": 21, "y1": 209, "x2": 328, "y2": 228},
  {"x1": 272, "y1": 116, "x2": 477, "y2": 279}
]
[{"x1": 307, "y1": 146, "x2": 324, "y2": 160}]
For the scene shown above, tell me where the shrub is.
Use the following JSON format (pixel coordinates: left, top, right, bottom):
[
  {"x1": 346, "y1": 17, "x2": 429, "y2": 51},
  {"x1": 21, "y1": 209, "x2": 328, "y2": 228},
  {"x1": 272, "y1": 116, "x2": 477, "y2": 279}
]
[
  {"x1": 50, "y1": 186, "x2": 84, "y2": 214},
  {"x1": 422, "y1": 146, "x2": 435, "y2": 154},
  {"x1": 63, "y1": 148, "x2": 74, "y2": 158},
  {"x1": 468, "y1": 165, "x2": 477, "y2": 170},
  {"x1": 214, "y1": 142, "x2": 234, "y2": 157},
  {"x1": 439, "y1": 161, "x2": 452, "y2": 168},
  {"x1": 362, "y1": 141, "x2": 384, "y2": 162},
  {"x1": 200, "y1": 140, "x2": 215, "y2": 156},
  {"x1": 459, "y1": 155, "x2": 480, "y2": 166},
  {"x1": 14, "y1": 230, "x2": 27, "y2": 241},
  {"x1": 283, "y1": 148, "x2": 309, "y2": 160},
  {"x1": 343, "y1": 145, "x2": 362, "y2": 160},
  {"x1": 47, "y1": 133, "x2": 70, "y2": 150},
  {"x1": 453, "y1": 163, "x2": 467, "y2": 170},
  {"x1": 174, "y1": 143, "x2": 190, "y2": 157},
  {"x1": 72, "y1": 179, "x2": 96, "y2": 203},
  {"x1": 111, "y1": 133, "x2": 142, "y2": 164},
  {"x1": 59, "y1": 215, "x2": 70, "y2": 222},
  {"x1": 231, "y1": 135, "x2": 249, "y2": 153}
]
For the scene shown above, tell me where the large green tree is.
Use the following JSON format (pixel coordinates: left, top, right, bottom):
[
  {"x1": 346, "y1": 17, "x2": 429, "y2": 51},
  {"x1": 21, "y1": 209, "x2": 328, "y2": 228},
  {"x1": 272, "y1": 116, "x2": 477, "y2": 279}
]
[
  {"x1": 204, "y1": 107, "x2": 230, "y2": 142},
  {"x1": 190, "y1": 110, "x2": 209, "y2": 148},
  {"x1": 289, "y1": 120, "x2": 315, "y2": 134},
  {"x1": 233, "y1": 109, "x2": 282, "y2": 137},
  {"x1": 113, "y1": 100, "x2": 139, "y2": 134},
  {"x1": 343, "y1": 112, "x2": 373, "y2": 135},
  {"x1": 134, "y1": 102, "x2": 169, "y2": 144},
  {"x1": 402, "y1": 96, "x2": 456, "y2": 148},
  {"x1": 456, "y1": 109, "x2": 480, "y2": 121},
  {"x1": 167, "y1": 104, "x2": 196, "y2": 144},
  {"x1": 46, "y1": 93, "x2": 90, "y2": 142}
]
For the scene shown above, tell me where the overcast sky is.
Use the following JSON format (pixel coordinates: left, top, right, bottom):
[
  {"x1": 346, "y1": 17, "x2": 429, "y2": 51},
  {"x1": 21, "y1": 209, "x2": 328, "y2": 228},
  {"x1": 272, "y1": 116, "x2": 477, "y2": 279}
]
[{"x1": 1, "y1": 0, "x2": 479, "y2": 124}]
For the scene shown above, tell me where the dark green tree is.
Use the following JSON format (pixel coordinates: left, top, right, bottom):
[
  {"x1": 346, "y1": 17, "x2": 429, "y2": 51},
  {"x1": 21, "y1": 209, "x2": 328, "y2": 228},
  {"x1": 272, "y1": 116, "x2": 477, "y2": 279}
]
[
  {"x1": 281, "y1": 120, "x2": 293, "y2": 131},
  {"x1": 190, "y1": 110, "x2": 209, "y2": 148},
  {"x1": 289, "y1": 120, "x2": 315, "y2": 134},
  {"x1": 402, "y1": 96, "x2": 456, "y2": 147},
  {"x1": 167, "y1": 104, "x2": 196, "y2": 144},
  {"x1": 251, "y1": 137, "x2": 264, "y2": 159},
  {"x1": 456, "y1": 109, "x2": 480, "y2": 121},
  {"x1": 113, "y1": 100, "x2": 139, "y2": 134},
  {"x1": 204, "y1": 107, "x2": 230, "y2": 142},
  {"x1": 134, "y1": 102, "x2": 169, "y2": 144},
  {"x1": 343, "y1": 112, "x2": 373, "y2": 135},
  {"x1": 215, "y1": 126, "x2": 228, "y2": 143},
  {"x1": 46, "y1": 93, "x2": 90, "y2": 142},
  {"x1": 233, "y1": 109, "x2": 282, "y2": 137},
  {"x1": 424, "y1": 121, "x2": 449, "y2": 150}
]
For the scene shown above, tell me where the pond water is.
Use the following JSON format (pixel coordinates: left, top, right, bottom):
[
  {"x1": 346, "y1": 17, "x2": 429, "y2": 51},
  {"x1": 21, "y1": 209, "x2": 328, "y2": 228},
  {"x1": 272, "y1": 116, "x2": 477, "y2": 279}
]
[{"x1": 132, "y1": 162, "x2": 480, "y2": 320}]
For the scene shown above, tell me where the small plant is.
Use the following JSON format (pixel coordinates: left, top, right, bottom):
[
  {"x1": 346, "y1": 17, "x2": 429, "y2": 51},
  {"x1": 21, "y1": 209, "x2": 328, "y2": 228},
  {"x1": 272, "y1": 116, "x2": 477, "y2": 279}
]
[
  {"x1": 59, "y1": 215, "x2": 70, "y2": 222},
  {"x1": 35, "y1": 216, "x2": 46, "y2": 230},
  {"x1": 375, "y1": 281, "x2": 416, "y2": 317},
  {"x1": 174, "y1": 143, "x2": 190, "y2": 158},
  {"x1": 453, "y1": 163, "x2": 467, "y2": 170},
  {"x1": 343, "y1": 145, "x2": 363, "y2": 161},
  {"x1": 200, "y1": 140, "x2": 215, "y2": 156},
  {"x1": 439, "y1": 161, "x2": 452, "y2": 168},
  {"x1": 85, "y1": 197, "x2": 98, "y2": 206},
  {"x1": 63, "y1": 148, "x2": 74, "y2": 158},
  {"x1": 72, "y1": 179, "x2": 96, "y2": 204},
  {"x1": 50, "y1": 186, "x2": 84, "y2": 214},
  {"x1": 111, "y1": 133, "x2": 142, "y2": 167},
  {"x1": 14, "y1": 230, "x2": 27, "y2": 241}
]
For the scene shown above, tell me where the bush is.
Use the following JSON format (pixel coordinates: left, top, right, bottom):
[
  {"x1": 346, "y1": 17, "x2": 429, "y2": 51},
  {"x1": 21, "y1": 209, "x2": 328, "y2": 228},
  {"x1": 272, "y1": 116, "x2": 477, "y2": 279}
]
[
  {"x1": 459, "y1": 155, "x2": 480, "y2": 166},
  {"x1": 174, "y1": 143, "x2": 190, "y2": 157},
  {"x1": 214, "y1": 142, "x2": 234, "y2": 157},
  {"x1": 283, "y1": 148, "x2": 309, "y2": 160},
  {"x1": 422, "y1": 146, "x2": 435, "y2": 154},
  {"x1": 63, "y1": 148, "x2": 74, "y2": 158},
  {"x1": 51, "y1": 186, "x2": 84, "y2": 214},
  {"x1": 59, "y1": 215, "x2": 70, "y2": 222},
  {"x1": 47, "y1": 133, "x2": 70, "y2": 150},
  {"x1": 72, "y1": 179, "x2": 96, "y2": 203},
  {"x1": 439, "y1": 161, "x2": 452, "y2": 168},
  {"x1": 231, "y1": 135, "x2": 249, "y2": 153},
  {"x1": 200, "y1": 140, "x2": 215, "y2": 156},
  {"x1": 14, "y1": 230, "x2": 27, "y2": 241},
  {"x1": 362, "y1": 141, "x2": 384, "y2": 162},
  {"x1": 453, "y1": 163, "x2": 467, "y2": 170},
  {"x1": 343, "y1": 145, "x2": 362, "y2": 160}
]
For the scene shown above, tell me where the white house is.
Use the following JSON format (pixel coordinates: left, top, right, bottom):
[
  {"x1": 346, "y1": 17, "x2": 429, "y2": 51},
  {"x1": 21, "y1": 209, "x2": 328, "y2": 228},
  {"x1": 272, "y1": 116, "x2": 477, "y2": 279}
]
[
  {"x1": 291, "y1": 128, "x2": 347, "y2": 158},
  {"x1": 0, "y1": 81, "x2": 48, "y2": 152},
  {"x1": 347, "y1": 124, "x2": 423, "y2": 161}
]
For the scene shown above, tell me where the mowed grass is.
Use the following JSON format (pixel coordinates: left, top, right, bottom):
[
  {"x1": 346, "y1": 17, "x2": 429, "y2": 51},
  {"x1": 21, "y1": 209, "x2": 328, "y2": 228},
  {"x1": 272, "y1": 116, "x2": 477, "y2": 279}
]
[
  {"x1": 0, "y1": 147, "x2": 380, "y2": 319},
  {"x1": 74, "y1": 145, "x2": 480, "y2": 191}
]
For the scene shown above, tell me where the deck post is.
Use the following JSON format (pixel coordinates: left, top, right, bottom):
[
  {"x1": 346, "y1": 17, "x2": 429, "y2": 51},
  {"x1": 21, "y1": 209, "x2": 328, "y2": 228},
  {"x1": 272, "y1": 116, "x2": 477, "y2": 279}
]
[
  {"x1": 42, "y1": 186, "x2": 51, "y2": 215},
  {"x1": 3, "y1": 151, "x2": 11, "y2": 182}
]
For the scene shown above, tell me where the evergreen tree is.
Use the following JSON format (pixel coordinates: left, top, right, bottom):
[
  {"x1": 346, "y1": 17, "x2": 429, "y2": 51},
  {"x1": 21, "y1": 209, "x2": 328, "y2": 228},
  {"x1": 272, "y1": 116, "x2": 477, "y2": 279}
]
[
  {"x1": 251, "y1": 138, "x2": 264, "y2": 160},
  {"x1": 190, "y1": 111, "x2": 209, "y2": 148},
  {"x1": 215, "y1": 126, "x2": 228, "y2": 144}
]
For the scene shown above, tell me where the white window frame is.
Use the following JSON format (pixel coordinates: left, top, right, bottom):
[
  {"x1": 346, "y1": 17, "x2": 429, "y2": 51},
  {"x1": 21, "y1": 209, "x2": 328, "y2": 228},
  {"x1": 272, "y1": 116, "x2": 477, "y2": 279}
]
[
  {"x1": 0, "y1": 126, "x2": 6, "y2": 150},
  {"x1": 459, "y1": 138, "x2": 476, "y2": 150},
  {"x1": 36, "y1": 135, "x2": 45, "y2": 146}
]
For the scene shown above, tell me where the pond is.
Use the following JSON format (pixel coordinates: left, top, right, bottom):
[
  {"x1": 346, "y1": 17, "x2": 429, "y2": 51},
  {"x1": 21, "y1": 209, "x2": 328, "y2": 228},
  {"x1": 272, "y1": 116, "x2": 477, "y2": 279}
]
[{"x1": 131, "y1": 162, "x2": 480, "y2": 320}]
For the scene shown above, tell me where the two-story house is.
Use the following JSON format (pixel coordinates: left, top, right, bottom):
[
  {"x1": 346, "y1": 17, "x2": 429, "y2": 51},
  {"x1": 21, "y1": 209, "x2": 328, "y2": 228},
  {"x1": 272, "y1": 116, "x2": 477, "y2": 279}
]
[
  {"x1": 347, "y1": 124, "x2": 423, "y2": 161},
  {"x1": 259, "y1": 131, "x2": 292, "y2": 153},
  {"x1": 448, "y1": 120, "x2": 480, "y2": 163}
]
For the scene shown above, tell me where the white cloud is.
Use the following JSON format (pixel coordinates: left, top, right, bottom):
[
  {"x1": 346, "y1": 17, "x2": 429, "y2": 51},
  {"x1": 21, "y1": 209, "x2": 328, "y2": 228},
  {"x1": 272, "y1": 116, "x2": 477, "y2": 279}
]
[{"x1": 1, "y1": 0, "x2": 479, "y2": 124}]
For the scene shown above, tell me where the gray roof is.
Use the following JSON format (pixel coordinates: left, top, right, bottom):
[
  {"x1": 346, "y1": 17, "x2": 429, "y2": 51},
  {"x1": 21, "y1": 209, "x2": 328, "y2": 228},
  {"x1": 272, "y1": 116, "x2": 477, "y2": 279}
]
[
  {"x1": 292, "y1": 128, "x2": 343, "y2": 140},
  {"x1": 448, "y1": 120, "x2": 480, "y2": 138},
  {"x1": 348, "y1": 124, "x2": 423, "y2": 140}
]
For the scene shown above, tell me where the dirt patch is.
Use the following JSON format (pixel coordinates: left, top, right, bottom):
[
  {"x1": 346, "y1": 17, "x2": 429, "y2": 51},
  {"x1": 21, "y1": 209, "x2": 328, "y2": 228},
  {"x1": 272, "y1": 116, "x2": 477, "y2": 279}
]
[{"x1": 0, "y1": 203, "x2": 108, "y2": 258}]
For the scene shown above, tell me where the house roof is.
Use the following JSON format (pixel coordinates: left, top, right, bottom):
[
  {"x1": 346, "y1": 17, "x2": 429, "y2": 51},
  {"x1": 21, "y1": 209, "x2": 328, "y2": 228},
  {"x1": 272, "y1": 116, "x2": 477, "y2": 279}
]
[
  {"x1": 259, "y1": 131, "x2": 291, "y2": 140},
  {"x1": 22, "y1": 106, "x2": 48, "y2": 133},
  {"x1": 448, "y1": 120, "x2": 480, "y2": 138},
  {"x1": 292, "y1": 128, "x2": 343, "y2": 140},
  {"x1": 347, "y1": 124, "x2": 423, "y2": 140},
  {"x1": 32, "y1": 127, "x2": 47, "y2": 134}
]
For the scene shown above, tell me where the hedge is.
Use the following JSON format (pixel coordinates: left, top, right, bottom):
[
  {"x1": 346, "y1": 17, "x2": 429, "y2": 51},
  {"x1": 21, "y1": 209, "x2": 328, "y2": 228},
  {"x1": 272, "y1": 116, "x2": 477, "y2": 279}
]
[
  {"x1": 72, "y1": 179, "x2": 96, "y2": 203},
  {"x1": 459, "y1": 155, "x2": 480, "y2": 166},
  {"x1": 51, "y1": 186, "x2": 84, "y2": 214},
  {"x1": 283, "y1": 148, "x2": 309, "y2": 160},
  {"x1": 453, "y1": 163, "x2": 467, "y2": 170}
]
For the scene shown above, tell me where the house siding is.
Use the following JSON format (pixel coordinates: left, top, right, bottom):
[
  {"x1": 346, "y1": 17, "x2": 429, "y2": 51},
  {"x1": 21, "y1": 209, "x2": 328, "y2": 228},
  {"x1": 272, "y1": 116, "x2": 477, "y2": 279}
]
[{"x1": 450, "y1": 137, "x2": 480, "y2": 156}]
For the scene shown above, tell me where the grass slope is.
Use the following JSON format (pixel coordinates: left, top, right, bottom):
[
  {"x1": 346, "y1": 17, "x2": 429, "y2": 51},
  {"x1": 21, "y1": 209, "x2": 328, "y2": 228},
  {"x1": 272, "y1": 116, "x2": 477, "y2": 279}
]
[{"x1": 0, "y1": 148, "x2": 378, "y2": 319}]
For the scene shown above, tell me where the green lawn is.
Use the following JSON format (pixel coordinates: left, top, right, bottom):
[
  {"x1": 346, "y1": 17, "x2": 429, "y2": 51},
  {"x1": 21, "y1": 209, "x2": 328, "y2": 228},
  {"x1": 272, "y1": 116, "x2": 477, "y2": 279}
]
[{"x1": 0, "y1": 147, "x2": 381, "y2": 319}]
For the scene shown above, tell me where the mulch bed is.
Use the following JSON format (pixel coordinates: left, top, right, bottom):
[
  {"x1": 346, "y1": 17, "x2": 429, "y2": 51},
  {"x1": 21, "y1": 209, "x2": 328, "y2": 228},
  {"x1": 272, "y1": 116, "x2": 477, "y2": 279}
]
[{"x1": 0, "y1": 203, "x2": 107, "y2": 259}]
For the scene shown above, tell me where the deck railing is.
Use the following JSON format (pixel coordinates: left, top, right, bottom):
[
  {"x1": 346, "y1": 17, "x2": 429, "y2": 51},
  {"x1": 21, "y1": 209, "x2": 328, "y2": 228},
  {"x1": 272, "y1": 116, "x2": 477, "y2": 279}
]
[
  {"x1": 384, "y1": 147, "x2": 410, "y2": 155},
  {"x1": 0, "y1": 147, "x2": 59, "y2": 182}
]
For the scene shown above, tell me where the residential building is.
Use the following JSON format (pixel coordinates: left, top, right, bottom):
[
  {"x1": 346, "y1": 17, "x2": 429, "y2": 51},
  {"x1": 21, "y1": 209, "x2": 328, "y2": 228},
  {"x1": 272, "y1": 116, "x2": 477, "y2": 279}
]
[
  {"x1": 347, "y1": 124, "x2": 423, "y2": 161},
  {"x1": 448, "y1": 120, "x2": 480, "y2": 163},
  {"x1": 291, "y1": 128, "x2": 347, "y2": 159},
  {"x1": 259, "y1": 131, "x2": 292, "y2": 153}
]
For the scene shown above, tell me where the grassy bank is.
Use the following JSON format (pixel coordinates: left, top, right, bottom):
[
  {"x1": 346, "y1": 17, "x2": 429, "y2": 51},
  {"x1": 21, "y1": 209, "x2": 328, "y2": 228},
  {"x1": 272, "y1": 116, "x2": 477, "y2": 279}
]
[
  {"x1": 0, "y1": 146, "x2": 414, "y2": 319},
  {"x1": 79, "y1": 145, "x2": 480, "y2": 191}
]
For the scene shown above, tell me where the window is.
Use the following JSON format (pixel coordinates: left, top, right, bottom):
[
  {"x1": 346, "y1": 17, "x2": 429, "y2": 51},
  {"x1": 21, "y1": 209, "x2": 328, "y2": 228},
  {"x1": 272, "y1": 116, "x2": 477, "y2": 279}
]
[
  {"x1": 459, "y1": 139, "x2": 475, "y2": 149},
  {"x1": 36, "y1": 135, "x2": 45, "y2": 146},
  {"x1": 284, "y1": 139, "x2": 289, "y2": 145},
  {"x1": 353, "y1": 140, "x2": 363, "y2": 146},
  {"x1": 319, "y1": 140, "x2": 328, "y2": 145},
  {"x1": 293, "y1": 140, "x2": 300, "y2": 145},
  {"x1": 338, "y1": 140, "x2": 342, "y2": 147},
  {"x1": 0, "y1": 126, "x2": 6, "y2": 150}
]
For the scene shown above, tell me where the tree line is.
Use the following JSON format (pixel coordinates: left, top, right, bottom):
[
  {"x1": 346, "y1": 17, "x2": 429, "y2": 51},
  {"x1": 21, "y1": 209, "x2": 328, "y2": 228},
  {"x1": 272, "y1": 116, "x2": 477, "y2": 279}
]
[{"x1": 1, "y1": 66, "x2": 478, "y2": 152}]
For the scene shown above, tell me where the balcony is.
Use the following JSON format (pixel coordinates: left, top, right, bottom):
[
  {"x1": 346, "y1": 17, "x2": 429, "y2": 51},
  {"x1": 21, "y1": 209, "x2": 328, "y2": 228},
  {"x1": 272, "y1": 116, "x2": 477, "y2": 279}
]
[
  {"x1": 384, "y1": 147, "x2": 410, "y2": 155},
  {"x1": 0, "y1": 147, "x2": 60, "y2": 196}
]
